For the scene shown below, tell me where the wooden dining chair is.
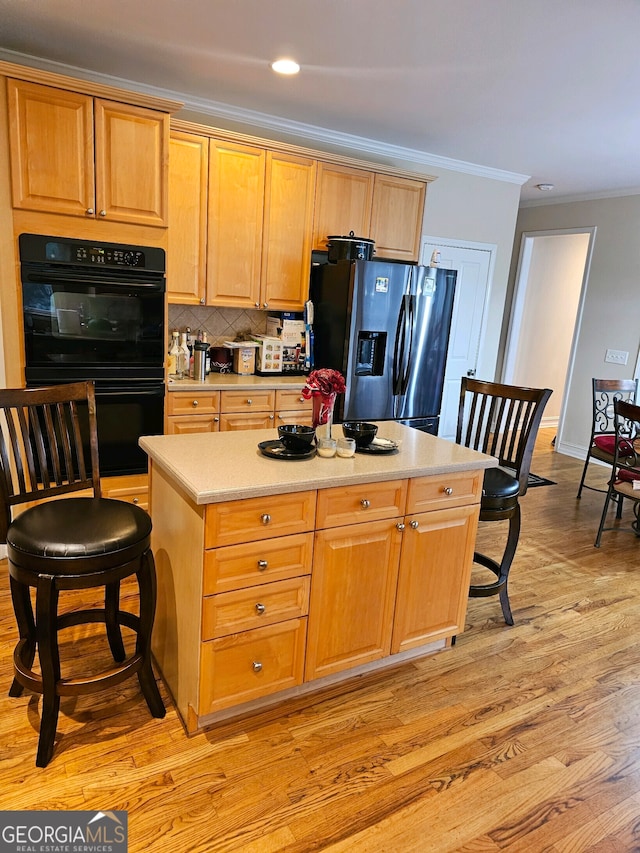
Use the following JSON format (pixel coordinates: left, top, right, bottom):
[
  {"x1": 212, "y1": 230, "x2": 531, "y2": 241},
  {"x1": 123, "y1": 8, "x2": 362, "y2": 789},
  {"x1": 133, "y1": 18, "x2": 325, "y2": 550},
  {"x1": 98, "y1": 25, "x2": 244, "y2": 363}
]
[
  {"x1": 1, "y1": 381, "x2": 165, "y2": 766},
  {"x1": 456, "y1": 378, "x2": 552, "y2": 624},
  {"x1": 577, "y1": 378, "x2": 638, "y2": 509},
  {"x1": 594, "y1": 397, "x2": 640, "y2": 547}
]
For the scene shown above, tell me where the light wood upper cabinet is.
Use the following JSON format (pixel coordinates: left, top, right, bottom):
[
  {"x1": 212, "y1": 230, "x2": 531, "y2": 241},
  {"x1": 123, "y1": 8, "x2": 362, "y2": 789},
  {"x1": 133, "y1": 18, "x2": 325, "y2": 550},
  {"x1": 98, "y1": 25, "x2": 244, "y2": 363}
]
[
  {"x1": 167, "y1": 131, "x2": 209, "y2": 304},
  {"x1": 7, "y1": 79, "x2": 169, "y2": 226},
  {"x1": 8, "y1": 79, "x2": 94, "y2": 216},
  {"x1": 312, "y1": 162, "x2": 374, "y2": 251},
  {"x1": 261, "y1": 152, "x2": 316, "y2": 311},
  {"x1": 369, "y1": 173, "x2": 426, "y2": 262},
  {"x1": 207, "y1": 140, "x2": 265, "y2": 307}
]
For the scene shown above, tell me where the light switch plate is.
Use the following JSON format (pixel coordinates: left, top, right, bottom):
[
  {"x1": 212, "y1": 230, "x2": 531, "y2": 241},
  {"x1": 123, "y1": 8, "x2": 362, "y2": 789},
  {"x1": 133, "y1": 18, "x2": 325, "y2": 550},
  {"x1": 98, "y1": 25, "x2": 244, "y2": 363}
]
[{"x1": 605, "y1": 348, "x2": 629, "y2": 365}]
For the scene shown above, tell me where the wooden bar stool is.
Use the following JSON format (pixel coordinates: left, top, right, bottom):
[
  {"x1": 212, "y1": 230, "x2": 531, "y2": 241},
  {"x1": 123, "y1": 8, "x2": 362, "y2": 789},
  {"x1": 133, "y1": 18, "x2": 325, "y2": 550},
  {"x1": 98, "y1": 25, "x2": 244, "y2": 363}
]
[
  {"x1": 456, "y1": 378, "x2": 552, "y2": 624},
  {"x1": 1, "y1": 382, "x2": 165, "y2": 767}
]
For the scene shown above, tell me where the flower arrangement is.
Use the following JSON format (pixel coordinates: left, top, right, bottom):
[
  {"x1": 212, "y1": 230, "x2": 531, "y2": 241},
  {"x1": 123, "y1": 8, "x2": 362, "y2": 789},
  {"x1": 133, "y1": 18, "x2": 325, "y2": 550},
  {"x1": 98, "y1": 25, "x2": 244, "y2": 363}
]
[{"x1": 302, "y1": 368, "x2": 346, "y2": 432}]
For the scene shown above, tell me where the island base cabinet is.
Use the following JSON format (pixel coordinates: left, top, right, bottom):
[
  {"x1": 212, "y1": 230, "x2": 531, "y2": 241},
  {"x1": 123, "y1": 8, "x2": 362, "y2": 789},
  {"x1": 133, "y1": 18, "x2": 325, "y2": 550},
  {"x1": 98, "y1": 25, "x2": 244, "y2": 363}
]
[
  {"x1": 392, "y1": 505, "x2": 480, "y2": 654},
  {"x1": 199, "y1": 618, "x2": 307, "y2": 715},
  {"x1": 305, "y1": 520, "x2": 403, "y2": 681}
]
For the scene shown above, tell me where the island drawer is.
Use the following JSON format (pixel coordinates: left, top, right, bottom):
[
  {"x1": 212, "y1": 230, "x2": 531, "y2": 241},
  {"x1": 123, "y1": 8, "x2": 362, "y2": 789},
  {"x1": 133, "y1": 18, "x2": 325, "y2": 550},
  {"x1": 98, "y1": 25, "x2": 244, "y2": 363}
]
[
  {"x1": 205, "y1": 490, "x2": 317, "y2": 548},
  {"x1": 199, "y1": 618, "x2": 307, "y2": 714},
  {"x1": 202, "y1": 576, "x2": 311, "y2": 639},
  {"x1": 315, "y1": 479, "x2": 408, "y2": 529},
  {"x1": 167, "y1": 391, "x2": 221, "y2": 416},
  {"x1": 220, "y1": 389, "x2": 275, "y2": 413},
  {"x1": 204, "y1": 532, "x2": 314, "y2": 594},
  {"x1": 274, "y1": 389, "x2": 312, "y2": 411},
  {"x1": 407, "y1": 470, "x2": 483, "y2": 513}
]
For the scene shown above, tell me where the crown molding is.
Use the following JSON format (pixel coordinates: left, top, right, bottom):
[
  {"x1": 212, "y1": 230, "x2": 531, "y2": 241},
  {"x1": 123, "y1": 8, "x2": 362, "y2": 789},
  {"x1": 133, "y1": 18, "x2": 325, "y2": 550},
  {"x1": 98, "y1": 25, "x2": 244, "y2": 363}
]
[
  {"x1": 520, "y1": 185, "x2": 640, "y2": 208},
  {"x1": 0, "y1": 47, "x2": 528, "y2": 186}
]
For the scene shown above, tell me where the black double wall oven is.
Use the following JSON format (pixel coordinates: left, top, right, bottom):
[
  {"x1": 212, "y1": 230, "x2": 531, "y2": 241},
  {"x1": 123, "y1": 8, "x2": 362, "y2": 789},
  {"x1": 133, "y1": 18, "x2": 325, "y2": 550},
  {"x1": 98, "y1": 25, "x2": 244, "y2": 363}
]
[{"x1": 20, "y1": 234, "x2": 166, "y2": 477}]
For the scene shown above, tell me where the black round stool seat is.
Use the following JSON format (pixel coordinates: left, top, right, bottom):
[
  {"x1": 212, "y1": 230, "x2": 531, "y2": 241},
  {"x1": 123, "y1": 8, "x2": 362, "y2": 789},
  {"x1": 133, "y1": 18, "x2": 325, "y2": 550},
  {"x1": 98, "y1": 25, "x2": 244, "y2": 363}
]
[
  {"x1": 480, "y1": 467, "x2": 520, "y2": 512},
  {"x1": 8, "y1": 497, "x2": 152, "y2": 576}
]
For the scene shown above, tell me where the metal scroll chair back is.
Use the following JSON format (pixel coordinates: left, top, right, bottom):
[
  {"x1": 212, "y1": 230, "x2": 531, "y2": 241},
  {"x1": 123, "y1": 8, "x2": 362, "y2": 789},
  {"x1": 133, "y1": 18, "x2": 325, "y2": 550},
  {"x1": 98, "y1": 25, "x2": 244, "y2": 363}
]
[
  {"x1": 594, "y1": 397, "x2": 640, "y2": 546},
  {"x1": 577, "y1": 377, "x2": 638, "y2": 500},
  {"x1": 456, "y1": 378, "x2": 552, "y2": 625}
]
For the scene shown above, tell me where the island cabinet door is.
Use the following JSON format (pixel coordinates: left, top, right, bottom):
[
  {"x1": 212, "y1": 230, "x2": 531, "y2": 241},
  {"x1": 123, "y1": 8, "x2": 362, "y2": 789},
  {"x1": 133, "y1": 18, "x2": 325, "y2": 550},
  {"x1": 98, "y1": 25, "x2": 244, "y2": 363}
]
[
  {"x1": 305, "y1": 519, "x2": 403, "y2": 681},
  {"x1": 391, "y1": 504, "x2": 479, "y2": 654}
]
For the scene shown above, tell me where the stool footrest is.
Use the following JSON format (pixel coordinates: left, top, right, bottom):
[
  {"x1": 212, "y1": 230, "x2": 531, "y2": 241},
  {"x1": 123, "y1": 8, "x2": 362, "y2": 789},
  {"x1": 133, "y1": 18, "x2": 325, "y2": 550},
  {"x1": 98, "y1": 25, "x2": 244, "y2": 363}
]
[{"x1": 469, "y1": 551, "x2": 507, "y2": 598}]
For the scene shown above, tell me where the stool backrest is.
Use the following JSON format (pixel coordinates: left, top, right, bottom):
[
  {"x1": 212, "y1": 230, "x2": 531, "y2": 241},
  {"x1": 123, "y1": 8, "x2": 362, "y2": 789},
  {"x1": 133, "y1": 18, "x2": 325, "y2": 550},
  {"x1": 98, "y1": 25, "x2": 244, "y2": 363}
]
[
  {"x1": 0, "y1": 381, "x2": 100, "y2": 541},
  {"x1": 591, "y1": 377, "x2": 638, "y2": 437},
  {"x1": 456, "y1": 378, "x2": 552, "y2": 496}
]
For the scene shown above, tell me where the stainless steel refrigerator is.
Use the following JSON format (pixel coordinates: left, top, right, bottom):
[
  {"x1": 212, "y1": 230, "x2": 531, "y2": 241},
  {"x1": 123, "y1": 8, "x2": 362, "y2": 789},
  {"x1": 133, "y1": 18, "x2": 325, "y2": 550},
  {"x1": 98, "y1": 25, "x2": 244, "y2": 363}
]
[{"x1": 310, "y1": 259, "x2": 457, "y2": 434}]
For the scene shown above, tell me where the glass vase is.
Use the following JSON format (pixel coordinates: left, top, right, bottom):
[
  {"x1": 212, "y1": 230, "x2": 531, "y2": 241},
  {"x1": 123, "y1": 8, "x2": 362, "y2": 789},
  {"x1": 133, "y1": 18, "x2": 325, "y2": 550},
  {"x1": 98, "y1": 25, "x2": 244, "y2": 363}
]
[{"x1": 312, "y1": 392, "x2": 336, "y2": 441}]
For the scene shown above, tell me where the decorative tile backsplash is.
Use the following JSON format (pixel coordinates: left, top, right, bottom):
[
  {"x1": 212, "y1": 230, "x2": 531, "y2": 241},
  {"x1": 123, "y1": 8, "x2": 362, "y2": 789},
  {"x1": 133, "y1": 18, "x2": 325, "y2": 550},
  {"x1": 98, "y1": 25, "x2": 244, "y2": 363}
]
[{"x1": 167, "y1": 305, "x2": 268, "y2": 346}]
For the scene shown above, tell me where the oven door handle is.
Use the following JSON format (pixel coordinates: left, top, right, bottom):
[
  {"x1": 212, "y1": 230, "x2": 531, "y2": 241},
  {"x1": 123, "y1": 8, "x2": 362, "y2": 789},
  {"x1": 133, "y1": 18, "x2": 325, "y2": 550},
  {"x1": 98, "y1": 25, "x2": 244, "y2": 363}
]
[
  {"x1": 25, "y1": 269, "x2": 165, "y2": 289},
  {"x1": 96, "y1": 386, "x2": 165, "y2": 397}
]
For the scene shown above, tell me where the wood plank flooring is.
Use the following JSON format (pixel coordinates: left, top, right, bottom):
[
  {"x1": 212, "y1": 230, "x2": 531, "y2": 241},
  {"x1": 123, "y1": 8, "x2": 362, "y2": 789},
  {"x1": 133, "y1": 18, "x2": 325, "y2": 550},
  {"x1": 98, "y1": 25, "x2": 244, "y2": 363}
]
[{"x1": 2, "y1": 430, "x2": 640, "y2": 851}]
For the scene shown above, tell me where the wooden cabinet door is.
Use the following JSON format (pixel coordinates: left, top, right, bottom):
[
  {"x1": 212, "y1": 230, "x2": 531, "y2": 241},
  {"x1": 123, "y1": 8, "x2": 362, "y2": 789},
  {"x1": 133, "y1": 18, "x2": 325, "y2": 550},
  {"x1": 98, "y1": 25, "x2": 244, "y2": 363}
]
[
  {"x1": 207, "y1": 140, "x2": 265, "y2": 307},
  {"x1": 312, "y1": 162, "x2": 375, "y2": 251},
  {"x1": 7, "y1": 79, "x2": 95, "y2": 216},
  {"x1": 391, "y1": 504, "x2": 479, "y2": 654},
  {"x1": 369, "y1": 174, "x2": 426, "y2": 262},
  {"x1": 305, "y1": 519, "x2": 402, "y2": 680},
  {"x1": 167, "y1": 131, "x2": 209, "y2": 304},
  {"x1": 261, "y1": 152, "x2": 316, "y2": 311},
  {"x1": 94, "y1": 99, "x2": 169, "y2": 226}
]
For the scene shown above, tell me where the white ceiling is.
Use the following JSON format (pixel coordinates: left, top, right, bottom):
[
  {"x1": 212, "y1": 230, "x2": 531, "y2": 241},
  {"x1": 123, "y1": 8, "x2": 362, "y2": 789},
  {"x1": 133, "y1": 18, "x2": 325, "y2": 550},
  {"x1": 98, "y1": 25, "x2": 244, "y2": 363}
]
[{"x1": 1, "y1": 0, "x2": 639, "y2": 204}]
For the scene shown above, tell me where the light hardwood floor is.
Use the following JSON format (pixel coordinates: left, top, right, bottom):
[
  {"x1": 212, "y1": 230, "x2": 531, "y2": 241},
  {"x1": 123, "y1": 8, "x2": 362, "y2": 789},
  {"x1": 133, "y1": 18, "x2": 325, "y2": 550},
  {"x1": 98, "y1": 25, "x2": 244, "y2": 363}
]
[{"x1": 2, "y1": 429, "x2": 640, "y2": 852}]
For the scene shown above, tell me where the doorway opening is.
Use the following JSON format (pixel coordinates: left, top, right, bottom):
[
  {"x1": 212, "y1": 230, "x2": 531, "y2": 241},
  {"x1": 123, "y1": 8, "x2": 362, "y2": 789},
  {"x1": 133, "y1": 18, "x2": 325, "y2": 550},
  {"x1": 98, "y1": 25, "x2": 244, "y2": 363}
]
[{"x1": 502, "y1": 227, "x2": 596, "y2": 448}]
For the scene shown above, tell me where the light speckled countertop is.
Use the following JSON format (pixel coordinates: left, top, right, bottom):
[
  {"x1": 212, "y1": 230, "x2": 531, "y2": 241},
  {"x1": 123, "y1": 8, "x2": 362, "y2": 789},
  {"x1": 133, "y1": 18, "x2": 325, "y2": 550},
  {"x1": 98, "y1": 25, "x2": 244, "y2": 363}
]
[
  {"x1": 167, "y1": 374, "x2": 308, "y2": 392},
  {"x1": 140, "y1": 422, "x2": 496, "y2": 505}
]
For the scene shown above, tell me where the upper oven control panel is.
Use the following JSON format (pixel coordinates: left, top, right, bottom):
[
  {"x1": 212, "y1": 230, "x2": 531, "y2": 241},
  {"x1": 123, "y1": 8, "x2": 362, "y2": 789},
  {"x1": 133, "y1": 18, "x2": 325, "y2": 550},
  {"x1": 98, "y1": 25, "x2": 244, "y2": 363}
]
[{"x1": 18, "y1": 233, "x2": 166, "y2": 274}]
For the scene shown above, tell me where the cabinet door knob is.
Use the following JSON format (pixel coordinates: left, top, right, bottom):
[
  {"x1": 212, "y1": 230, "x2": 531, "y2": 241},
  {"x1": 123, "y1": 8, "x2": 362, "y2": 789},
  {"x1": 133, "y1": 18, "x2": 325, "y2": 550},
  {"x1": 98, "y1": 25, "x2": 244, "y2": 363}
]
[
  {"x1": 263, "y1": 302, "x2": 268, "y2": 309},
  {"x1": 200, "y1": 298, "x2": 205, "y2": 304},
  {"x1": 410, "y1": 520, "x2": 419, "y2": 529},
  {"x1": 361, "y1": 499, "x2": 370, "y2": 509},
  {"x1": 214, "y1": 416, "x2": 219, "y2": 422},
  {"x1": 247, "y1": 399, "x2": 252, "y2": 405},
  {"x1": 396, "y1": 522, "x2": 405, "y2": 531},
  {"x1": 255, "y1": 603, "x2": 266, "y2": 615},
  {"x1": 192, "y1": 400, "x2": 199, "y2": 407},
  {"x1": 257, "y1": 559, "x2": 268, "y2": 570},
  {"x1": 255, "y1": 302, "x2": 260, "y2": 308},
  {"x1": 99, "y1": 209, "x2": 107, "y2": 217},
  {"x1": 252, "y1": 661, "x2": 263, "y2": 673},
  {"x1": 443, "y1": 486, "x2": 453, "y2": 495},
  {"x1": 86, "y1": 207, "x2": 95, "y2": 215},
  {"x1": 133, "y1": 498, "x2": 139, "y2": 505},
  {"x1": 261, "y1": 513, "x2": 271, "y2": 525}
]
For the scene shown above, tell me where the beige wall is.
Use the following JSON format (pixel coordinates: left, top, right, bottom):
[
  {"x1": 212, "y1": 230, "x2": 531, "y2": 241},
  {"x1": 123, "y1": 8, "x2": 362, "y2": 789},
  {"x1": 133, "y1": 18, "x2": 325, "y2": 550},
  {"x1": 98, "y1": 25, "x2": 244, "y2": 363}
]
[{"x1": 513, "y1": 195, "x2": 640, "y2": 457}]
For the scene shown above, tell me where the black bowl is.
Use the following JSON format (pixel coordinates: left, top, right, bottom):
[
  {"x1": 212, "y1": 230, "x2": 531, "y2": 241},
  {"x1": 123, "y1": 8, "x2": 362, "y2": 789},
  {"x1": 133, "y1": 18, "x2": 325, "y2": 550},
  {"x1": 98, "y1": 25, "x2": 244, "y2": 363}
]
[
  {"x1": 342, "y1": 421, "x2": 378, "y2": 448},
  {"x1": 278, "y1": 424, "x2": 316, "y2": 452}
]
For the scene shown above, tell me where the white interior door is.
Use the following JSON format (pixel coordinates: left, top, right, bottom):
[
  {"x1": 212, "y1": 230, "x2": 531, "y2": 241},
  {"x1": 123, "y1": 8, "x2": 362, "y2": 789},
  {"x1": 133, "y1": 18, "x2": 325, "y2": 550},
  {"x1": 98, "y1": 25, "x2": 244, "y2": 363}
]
[{"x1": 421, "y1": 239, "x2": 493, "y2": 441}]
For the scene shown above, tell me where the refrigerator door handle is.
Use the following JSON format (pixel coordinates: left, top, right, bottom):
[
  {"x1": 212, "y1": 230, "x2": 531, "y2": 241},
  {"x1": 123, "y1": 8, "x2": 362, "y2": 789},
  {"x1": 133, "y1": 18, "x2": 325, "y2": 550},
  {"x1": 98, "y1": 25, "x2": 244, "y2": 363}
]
[
  {"x1": 401, "y1": 295, "x2": 415, "y2": 395},
  {"x1": 393, "y1": 294, "x2": 412, "y2": 395}
]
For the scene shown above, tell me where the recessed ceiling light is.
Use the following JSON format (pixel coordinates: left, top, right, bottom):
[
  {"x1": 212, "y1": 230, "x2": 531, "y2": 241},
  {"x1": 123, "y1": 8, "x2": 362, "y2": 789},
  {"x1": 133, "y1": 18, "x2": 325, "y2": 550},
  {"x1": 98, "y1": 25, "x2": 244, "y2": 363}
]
[
  {"x1": 271, "y1": 58, "x2": 300, "y2": 76},
  {"x1": 536, "y1": 183, "x2": 555, "y2": 191}
]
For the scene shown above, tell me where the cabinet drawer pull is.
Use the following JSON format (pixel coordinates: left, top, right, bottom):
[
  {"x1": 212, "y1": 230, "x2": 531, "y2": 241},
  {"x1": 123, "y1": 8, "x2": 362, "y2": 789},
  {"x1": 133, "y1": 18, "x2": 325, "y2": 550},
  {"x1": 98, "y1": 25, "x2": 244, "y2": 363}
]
[
  {"x1": 132, "y1": 498, "x2": 139, "y2": 505},
  {"x1": 299, "y1": 396, "x2": 304, "y2": 403},
  {"x1": 443, "y1": 486, "x2": 453, "y2": 495},
  {"x1": 255, "y1": 603, "x2": 266, "y2": 615},
  {"x1": 396, "y1": 522, "x2": 405, "y2": 531},
  {"x1": 257, "y1": 559, "x2": 268, "y2": 570},
  {"x1": 410, "y1": 520, "x2": 419, "y2": 529},
  {"x1": 192, "y1": 399, "x2": 199, "y2": 407},
  {"x1": 247, "y1": 398, "x2": 252, "y2": 405},
  {"x1": 360, "y1": 499, "x2": 371, "y2": 509},
  {"x1": 261, "y1": 513, "x2": 271, "y2": 525},
  {"x1": 252, "y1": 661, "x2": 263, "y2": 673}
]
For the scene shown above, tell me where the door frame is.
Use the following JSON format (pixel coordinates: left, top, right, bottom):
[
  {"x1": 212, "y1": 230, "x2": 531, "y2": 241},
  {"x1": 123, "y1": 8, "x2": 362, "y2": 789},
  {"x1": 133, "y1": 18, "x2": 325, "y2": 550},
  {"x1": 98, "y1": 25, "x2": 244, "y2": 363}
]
[
  {"x1": 503, "y1": 226, "x2": 597, "y2": 447},
  {"x1": 420, "y1": 235, "x2": 496, "y2": 378}
]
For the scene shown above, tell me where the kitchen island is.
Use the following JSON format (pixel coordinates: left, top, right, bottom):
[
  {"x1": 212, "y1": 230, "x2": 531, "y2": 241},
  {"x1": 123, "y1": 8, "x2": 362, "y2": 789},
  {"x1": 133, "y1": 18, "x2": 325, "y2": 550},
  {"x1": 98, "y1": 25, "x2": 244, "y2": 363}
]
[{"x1": 140, "y1": 423, "x2": 496, "y2": 733}]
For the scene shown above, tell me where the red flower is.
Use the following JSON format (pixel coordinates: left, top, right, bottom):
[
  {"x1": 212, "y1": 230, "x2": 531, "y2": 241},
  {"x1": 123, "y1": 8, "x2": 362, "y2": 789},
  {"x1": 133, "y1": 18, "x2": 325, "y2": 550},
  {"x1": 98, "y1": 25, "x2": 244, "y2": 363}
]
[{"x1": 302, "y1": 369, "x2": 346, "y2": 399}]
